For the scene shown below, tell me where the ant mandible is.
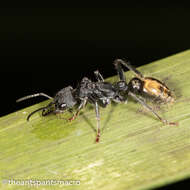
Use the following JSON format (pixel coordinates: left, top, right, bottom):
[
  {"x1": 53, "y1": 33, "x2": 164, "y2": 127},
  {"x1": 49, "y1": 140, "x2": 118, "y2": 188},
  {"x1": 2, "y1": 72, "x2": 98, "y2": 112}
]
[{"x1": 16, "y1": 59, "x2": 177, "y2": 143}]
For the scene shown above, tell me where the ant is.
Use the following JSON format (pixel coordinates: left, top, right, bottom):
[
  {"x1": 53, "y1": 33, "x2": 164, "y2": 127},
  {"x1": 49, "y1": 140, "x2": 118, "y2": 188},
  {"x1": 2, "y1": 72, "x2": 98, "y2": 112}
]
[
  {"x1": 16, "y1": 59, "x2": 177, "y2": 143},
  {"x1": 16, "y1": 71, "x2": 126, "y2": 143}
]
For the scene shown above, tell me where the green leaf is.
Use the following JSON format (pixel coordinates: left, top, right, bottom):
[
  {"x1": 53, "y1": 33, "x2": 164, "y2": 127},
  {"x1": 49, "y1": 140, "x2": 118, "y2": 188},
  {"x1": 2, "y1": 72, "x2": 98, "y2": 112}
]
[{"x1": 1, "y1": 50, "x2": 190, "y2": 190}]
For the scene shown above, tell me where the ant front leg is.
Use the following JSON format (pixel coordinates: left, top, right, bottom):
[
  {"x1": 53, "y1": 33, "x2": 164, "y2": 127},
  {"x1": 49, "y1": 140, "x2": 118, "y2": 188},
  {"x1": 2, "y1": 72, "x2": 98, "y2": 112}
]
[
  {"x1": 54, "y1": 109, "x2": 68, "y2": 120},
  {"x1": 68, "y1": 98, "x2": 87, "y2": 122}
]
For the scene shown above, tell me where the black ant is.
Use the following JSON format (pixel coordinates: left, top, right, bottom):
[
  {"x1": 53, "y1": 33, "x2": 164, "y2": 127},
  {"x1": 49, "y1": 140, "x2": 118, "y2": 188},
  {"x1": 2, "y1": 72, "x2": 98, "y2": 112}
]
[
  {"x1": 16, "y1": 71, "x2": 126, "y2": 143},
  {"x1": 16, "y1": 59, "x2": 177, "y2": 143}
]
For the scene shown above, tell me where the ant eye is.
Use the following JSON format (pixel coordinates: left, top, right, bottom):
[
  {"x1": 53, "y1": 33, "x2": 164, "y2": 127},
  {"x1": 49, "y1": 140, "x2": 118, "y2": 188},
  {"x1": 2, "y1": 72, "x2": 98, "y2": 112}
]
[{"x1": 61, "y1": 103, "x2": 66, "y2": 108}]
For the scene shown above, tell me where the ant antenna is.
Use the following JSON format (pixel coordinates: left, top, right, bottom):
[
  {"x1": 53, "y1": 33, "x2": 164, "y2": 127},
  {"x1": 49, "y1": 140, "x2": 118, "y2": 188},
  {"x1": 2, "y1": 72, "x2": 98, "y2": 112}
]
[
  {"x1": 16, "y1": 93, "x2": 53, "y2": 103},
  {"x1": 27, "y1": 102, "x2": 54, "y2": 121}
]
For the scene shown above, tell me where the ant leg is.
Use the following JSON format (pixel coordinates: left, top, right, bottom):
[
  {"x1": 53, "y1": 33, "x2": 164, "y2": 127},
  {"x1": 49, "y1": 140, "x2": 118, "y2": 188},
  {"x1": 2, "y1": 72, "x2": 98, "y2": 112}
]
[
  {"x1": 128, "y1": 91, "x2": 177, "y2": 126},
  {"x1": 114, "y1": 59, "x2": 144, "y2": 79},
  {"x1": 16, "y1": 93, "x2": 53, "y2": 102},
  {"x1": 94, "y1": 70, "x2": 104, "y2": 82},
  {"x1": 113, "y1": 59, "x2": 126, "y2": 82},
  {"x1": 95, "y1": 102, "x2": 101, "y2": 143},
  {"x1": 113, "y1": 59, "x2": 129, "y2": 103},
  {"x1": 68, "y1": 98, "x2": 87, "y2": 121},
  {"x1": 53, "y1": 110, "x2": 69, "y2": 120}
]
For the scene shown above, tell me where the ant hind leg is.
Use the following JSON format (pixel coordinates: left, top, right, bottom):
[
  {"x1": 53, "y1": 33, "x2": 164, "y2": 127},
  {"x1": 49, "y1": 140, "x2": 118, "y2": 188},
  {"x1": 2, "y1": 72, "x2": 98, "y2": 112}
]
[
  {"x1": 128, "y1": 91, "x2": 178, "y2": 126},
  {"x1": 114, "y1": 59, "x2": 144, "y2": 79}
]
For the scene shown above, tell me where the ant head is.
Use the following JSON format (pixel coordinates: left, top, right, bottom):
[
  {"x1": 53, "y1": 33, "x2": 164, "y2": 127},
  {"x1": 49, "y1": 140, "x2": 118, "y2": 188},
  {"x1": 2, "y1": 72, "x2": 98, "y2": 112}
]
[
  {"x1": 129, "y1": 78, "x2": 143, "y2": 93},
  {"x1": 54, "y1": 86, "x2": 77, "y2": 110}
]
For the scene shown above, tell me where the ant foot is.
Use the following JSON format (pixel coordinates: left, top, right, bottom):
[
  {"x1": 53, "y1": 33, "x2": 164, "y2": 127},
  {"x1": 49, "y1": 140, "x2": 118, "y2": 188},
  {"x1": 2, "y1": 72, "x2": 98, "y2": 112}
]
[{"x1": 161, "y1": 119, "x2": 178, "y2": 126}]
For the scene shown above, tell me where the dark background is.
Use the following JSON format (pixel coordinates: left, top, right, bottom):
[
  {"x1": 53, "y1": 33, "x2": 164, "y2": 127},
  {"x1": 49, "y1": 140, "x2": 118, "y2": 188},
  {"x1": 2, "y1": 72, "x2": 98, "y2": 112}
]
[
  {"x1": 1, "y1": 4, "x2": 190, "y2": 117},
  {"x1": 0, "y1": 4, "x2": 190, "y2": 189}
]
